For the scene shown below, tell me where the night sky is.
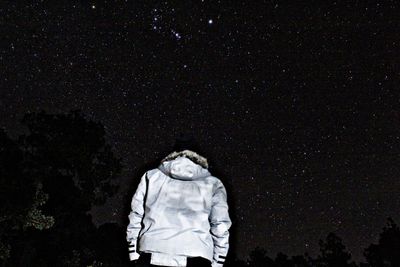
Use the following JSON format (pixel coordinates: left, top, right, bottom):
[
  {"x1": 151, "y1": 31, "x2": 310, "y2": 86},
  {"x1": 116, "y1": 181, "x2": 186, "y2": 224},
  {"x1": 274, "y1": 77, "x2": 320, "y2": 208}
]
[{"x1": 1, "y1": 1, "x2": 400, "y2": 263}]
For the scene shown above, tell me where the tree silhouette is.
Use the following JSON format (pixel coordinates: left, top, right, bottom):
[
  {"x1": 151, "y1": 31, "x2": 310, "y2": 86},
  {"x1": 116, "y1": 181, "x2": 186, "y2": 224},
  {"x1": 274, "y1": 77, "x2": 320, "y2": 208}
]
[
  {"x1": 2, "y1": 109, "x2": 122, "y2": 266},
  {"x1": 363, "y1": 217, "x2": 400, "y2": 267},
  {"x1": 0, "y1": 128, "x2": 54, "y2": 262},
  {"x1": 247, "y1": 246, "x2": 274, "y2": 267},
  {"x1": 19, "y1": 109, "x2": 121, "y2": 208},
  {"x1": 292, "y1": 253, "x2": 314, "y2": 267},
  {"x1": 315, "y1": 232, "x2": 357, "y2": 267},
  {"x1": 275, "y1": 252, "x2": 292, "y2": 267}
]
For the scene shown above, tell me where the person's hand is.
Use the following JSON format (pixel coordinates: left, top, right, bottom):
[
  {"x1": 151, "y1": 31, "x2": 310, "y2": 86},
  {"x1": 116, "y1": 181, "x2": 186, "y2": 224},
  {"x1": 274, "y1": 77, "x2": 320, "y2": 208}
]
[{"x1": 129, "y1": 251, "x2": 140, "y2": 260}]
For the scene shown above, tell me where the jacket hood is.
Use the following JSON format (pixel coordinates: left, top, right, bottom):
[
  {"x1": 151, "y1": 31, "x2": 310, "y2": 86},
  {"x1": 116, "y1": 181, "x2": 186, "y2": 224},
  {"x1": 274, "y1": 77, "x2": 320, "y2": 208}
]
[{"x1": 158, "y1": 150, "x2": 211, "y2": 181}]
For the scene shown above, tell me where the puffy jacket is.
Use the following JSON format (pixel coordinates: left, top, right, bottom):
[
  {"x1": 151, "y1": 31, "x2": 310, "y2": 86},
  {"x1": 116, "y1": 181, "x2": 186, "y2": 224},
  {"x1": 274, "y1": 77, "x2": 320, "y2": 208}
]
[{"x1": 126, "y1": 150, "x2": 232, "y2": 267}]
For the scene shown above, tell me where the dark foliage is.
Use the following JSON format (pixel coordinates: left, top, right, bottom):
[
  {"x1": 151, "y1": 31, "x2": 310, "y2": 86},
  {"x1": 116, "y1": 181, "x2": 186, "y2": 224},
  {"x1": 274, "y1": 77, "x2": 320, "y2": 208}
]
[
  {"x1": 363, "y1": 217, "x2": 400, "y2": 267},
  {"x1": 0, "y1": 128, "x2": 37, "y2": 261},
  {"x1": 1, "y1": 110, "x2": 122, "y2": 266}
]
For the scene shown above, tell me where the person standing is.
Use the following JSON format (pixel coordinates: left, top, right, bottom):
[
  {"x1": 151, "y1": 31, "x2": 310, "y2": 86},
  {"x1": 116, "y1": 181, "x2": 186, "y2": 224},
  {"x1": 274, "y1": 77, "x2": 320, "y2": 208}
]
[{"x1": 126, "y1": 147, "x2": 232, "y2": 267}]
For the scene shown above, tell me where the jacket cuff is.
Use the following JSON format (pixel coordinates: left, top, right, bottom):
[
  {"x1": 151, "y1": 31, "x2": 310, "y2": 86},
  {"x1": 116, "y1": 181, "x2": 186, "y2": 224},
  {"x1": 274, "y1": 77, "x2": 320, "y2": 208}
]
[
  {"x1": 212, "y1": 254, "x2": 226, "y2": 267},
  {"x1": 128, "y1": 240, "x2": 140, "y2": 261}
]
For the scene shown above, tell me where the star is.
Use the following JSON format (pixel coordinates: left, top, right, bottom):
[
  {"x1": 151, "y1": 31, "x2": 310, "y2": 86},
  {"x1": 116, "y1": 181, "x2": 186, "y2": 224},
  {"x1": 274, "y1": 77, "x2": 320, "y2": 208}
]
[{"x1": 171, "y1": 30, "x2": 181, "y2": 40}]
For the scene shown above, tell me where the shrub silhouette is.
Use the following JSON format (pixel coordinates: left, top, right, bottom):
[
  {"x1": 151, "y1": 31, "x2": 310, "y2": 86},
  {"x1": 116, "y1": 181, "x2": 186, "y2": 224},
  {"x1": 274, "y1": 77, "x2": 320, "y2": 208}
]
[
  {"x1": 363, "y1": 217, "x2": 400, "y2": 267},
  {"x1": 314, "y1": 232, "x2": 357, "y2": 267}
]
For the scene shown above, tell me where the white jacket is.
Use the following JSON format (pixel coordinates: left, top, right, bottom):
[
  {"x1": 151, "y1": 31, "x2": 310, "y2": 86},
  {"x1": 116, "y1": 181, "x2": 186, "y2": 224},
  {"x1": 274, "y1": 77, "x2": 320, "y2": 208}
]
[{"x1": 126, "y1": 150, "x2": 232, "y2": 267}]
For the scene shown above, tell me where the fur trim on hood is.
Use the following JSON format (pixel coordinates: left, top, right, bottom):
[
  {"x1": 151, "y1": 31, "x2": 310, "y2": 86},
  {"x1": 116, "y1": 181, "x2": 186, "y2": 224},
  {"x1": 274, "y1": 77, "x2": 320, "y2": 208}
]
[{"x1": 160, "y1": 149, "x2": 209, "y2": 169}]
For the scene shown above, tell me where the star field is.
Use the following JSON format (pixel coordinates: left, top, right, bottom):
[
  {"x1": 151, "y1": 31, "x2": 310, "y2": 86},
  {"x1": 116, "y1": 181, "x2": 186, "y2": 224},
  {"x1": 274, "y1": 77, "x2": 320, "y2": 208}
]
[{"x1": 1, "y1": 0, "x2": 400, "y2": 263}]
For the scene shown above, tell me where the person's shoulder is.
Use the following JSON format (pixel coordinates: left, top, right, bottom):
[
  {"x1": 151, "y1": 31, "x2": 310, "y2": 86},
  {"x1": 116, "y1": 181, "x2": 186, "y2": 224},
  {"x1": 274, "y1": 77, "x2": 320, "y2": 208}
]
[
  {"x1": 205, "y1": 175, "x2": 225, "y2": 187},
  {"x1": 145, "y1": 168, "x2": 163, "y2": 180}
]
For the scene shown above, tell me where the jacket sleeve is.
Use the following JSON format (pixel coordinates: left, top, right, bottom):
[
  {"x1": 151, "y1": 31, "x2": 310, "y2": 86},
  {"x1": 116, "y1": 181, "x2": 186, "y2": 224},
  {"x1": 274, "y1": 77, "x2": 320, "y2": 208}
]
[
  {"x1": 209, "y1": 180, "x2": 232, "y2": 267},
  {"x1": 126, "y1": 171, "x2": 148, "y2": 261}
]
